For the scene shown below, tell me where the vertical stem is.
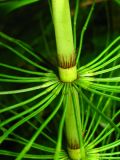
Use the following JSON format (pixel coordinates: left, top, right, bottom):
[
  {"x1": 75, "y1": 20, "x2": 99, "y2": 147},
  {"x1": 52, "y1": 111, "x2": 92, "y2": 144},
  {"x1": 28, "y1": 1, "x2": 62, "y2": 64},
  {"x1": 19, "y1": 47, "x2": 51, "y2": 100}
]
[
  {"x1": 51, "y1": 1, "x2": 86, "y2": 159},
  {"x1": 73, "y1": 0, "x2": 80, "y2": 50},
  {"x1": 64, "y1": 86, "x2": 83, "y2": 160},
  {"x1": 76, "y1": 1, "x2": 95, "y2": 65},
  {"x1": 64, "y1": 87, "x2": 80, "y2": 148},
  {"x1": 51, "y1": 0, "x2": 77, "y2": 82}
]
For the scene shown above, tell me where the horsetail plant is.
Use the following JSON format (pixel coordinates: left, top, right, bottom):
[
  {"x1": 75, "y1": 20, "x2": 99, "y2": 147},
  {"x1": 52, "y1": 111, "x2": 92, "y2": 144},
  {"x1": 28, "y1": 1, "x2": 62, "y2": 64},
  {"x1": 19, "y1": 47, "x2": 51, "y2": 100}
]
[{"x1": 0, "y1": 0, "x2": 120, "y2": 160}]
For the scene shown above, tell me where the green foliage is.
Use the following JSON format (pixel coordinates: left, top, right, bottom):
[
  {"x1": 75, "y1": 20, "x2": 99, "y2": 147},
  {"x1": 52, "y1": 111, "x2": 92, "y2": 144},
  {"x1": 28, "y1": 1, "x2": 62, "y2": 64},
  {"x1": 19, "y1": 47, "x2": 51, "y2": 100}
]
[
  {"x1": 0, "y1": 0, "x2": 120, "y2": 160},
  {"x1": 0, "y1": 0, "x2": 40, "y2": 15},
  {"x1": 114, "y1": 0, "x2": 120, "y2": 5}
]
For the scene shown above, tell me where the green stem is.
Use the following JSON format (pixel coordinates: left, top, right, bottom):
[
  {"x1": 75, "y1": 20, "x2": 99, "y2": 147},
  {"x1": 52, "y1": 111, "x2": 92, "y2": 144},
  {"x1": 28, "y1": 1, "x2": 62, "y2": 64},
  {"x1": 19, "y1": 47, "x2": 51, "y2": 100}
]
[
  {"x1": 64, "y1": 85, "x2": 82, "y2": 160},
  {"x1": 51, "y1": 1, "x2": 84, "y2": 159},
  {"x1": 51, "y1": 0, "x2": 77, "y2": 82}
]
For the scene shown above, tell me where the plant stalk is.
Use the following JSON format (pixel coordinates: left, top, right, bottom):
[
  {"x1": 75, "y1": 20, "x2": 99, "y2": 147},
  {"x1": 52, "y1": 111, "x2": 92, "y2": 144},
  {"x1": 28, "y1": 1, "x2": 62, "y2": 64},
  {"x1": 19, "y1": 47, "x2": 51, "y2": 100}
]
[
  {"x1": 51, "y1": 1, "x2": 85, "y2": 159},
  {"x1": 51, "y1": 0, "x2": 77, "y2": 82},
  {"x1": 64, "y1": 86, "x2": 86, "y2": 160}
]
